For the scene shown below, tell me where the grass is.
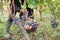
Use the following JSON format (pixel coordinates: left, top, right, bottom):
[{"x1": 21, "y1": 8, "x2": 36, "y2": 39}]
[{"x1": 0, "y1": 10, "x2": 60, "y2": 40}]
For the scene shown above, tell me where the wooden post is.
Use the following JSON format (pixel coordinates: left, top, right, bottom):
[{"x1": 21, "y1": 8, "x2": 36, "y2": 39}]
[{"x1": 39, "y1": 5, "x2": 43, "y2": 21}]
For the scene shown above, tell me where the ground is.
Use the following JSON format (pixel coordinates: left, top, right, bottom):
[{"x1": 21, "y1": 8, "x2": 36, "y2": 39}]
[{"x1": 0, "y1": 11, "x2": 60, "y2": 40}]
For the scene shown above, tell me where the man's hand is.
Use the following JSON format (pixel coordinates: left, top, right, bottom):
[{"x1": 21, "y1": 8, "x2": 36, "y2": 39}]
[{"x1": 12, "y1": 16, "x2": 15, "y2": 20}]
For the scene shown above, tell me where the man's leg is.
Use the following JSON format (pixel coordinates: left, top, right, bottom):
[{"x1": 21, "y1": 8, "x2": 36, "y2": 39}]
[
  {"x1": 6, "y1": 16, "x2": 13, "y2": 34},
  {"x1": 5, "y1": 16, "x2": 13, "y2": 38},
  {"x1": 6, "y1": 6, "x2": 17, "y2": 34}
]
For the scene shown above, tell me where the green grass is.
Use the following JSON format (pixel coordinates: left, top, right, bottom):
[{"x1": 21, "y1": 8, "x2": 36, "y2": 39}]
[{"x1": 0, "y1": 10, "x2": 60, "y2": 40}]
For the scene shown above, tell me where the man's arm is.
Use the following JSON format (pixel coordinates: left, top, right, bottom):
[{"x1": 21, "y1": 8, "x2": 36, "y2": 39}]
[
  {"x1": 29, "y1": 13, "x2": 34, "y2": 18},
  {"x1": 8, "y1": 0, "x2": 15, "y2": 20},
  {"x1": 29, "y1": 9, "x2": 34, "y2": 18}
]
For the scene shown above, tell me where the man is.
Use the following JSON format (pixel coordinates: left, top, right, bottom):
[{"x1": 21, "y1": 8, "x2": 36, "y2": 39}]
[
  {"x1": 24, "y1": 3, "x2": 39, "y2": 32},
  {"x1": 5, "y1": 0, "x2": 26, "y2": 38}
]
